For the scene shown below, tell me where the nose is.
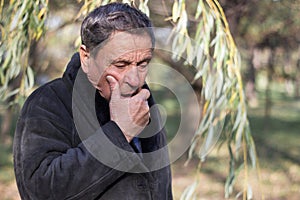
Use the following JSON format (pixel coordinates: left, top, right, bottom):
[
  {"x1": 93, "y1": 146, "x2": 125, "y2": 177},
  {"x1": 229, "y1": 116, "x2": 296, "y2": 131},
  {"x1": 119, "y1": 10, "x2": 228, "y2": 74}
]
[{"x1": 124, "y1": 64, "x2": 140, "y2": 89}]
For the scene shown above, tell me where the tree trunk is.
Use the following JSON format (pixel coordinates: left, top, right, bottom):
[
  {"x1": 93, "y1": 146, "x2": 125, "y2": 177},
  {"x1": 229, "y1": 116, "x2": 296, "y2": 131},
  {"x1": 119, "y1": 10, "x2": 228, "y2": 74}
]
[
  {"x1": 264, "y1": 49, "x2": 275, "y2": 128},
  {"x1": 245, "y1": 47, "x2": 258, "y2": 107},
  {"x1": 295, "y1": 58, "x2": 300, "y2": 98}
]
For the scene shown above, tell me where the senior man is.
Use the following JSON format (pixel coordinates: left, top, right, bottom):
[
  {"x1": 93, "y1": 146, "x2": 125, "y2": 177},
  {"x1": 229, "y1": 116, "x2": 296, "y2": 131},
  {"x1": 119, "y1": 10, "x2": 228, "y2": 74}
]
[{"x1": 13, "y1": 2, "x2": 173, "y2": 200}]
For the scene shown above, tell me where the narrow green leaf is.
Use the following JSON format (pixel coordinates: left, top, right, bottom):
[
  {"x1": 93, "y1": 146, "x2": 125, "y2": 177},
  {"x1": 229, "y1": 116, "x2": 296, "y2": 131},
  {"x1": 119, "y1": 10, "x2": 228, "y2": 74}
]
[
  {"x1": 247, "y1": 184, "x2": 253, "y2": 200},
  {"x1": 195, "y1": 0, "x2": 203, "y2": 19},
  {"x1": 247, "y1": 130, "x2": 257, "y2": 168},
  {"x1": 186, "y1": 38, "x2": 194, "y2": 64},
  {"x1": 235, "y1": 114, "x2": 246, "y2": 152},
  {"x1": 232, "y1": 104, "x2": 242, "y2": 131},
  {"x1": 204, "y1": 73, "x2": 213, "y2": 100},
  {"x1": 188, "y1": 137, "x2": 198, "y2": 160},
  {"x1": 207, "y1": 13, "x2": 214, "y2": 30},
  {"x1": 216, "y1": 70, "x2": 224, "y2": 98},
  {"x1": 180, "y1": 181, "x2": 197, "y2": 200},
  {"x1": 3, "y1": 88, "x2": 19, "y2": 101},
  {"x1": 195, "y1": 43, "x2": 204, "y2": 68},
  {"x1": 27, "y1": 66, "x2": 34, "y2": 89}
]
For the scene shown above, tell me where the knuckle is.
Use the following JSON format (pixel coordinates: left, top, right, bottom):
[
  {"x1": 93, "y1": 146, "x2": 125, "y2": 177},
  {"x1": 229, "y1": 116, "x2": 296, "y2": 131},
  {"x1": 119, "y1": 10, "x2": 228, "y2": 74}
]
[
  {"x1": 133, "y1": 98, "x2": 143, "y2": 105},
  {"x1": 142, "y1": 89, "x2": 150, "y2": 98},
  {"x1": 144, "y1": 105, "x2": 150, "y2": 113}
]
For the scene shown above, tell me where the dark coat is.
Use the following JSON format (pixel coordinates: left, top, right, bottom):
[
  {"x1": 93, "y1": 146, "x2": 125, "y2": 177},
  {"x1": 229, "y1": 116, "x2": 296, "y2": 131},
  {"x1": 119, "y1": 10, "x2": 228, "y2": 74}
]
[{"x1": 13, "y1": 53, "x2": 173, "y2": 200}]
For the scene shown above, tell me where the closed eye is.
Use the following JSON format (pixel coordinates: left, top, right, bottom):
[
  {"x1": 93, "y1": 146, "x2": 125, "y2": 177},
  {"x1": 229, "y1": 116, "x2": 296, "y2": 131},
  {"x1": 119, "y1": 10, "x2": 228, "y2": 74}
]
[
  {"x1": 137, "y1": 59, "x2": 151, "y2": 68},
  {"x1": 113, "y1": 61, "x2": 130, "y2": 68}
]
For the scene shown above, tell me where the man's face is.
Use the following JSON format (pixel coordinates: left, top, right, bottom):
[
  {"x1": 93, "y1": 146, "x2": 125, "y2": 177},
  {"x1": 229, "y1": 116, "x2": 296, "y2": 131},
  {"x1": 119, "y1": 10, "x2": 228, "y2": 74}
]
[{"x1": 80, "y1": 31, "x2": 153, "y2": 100}]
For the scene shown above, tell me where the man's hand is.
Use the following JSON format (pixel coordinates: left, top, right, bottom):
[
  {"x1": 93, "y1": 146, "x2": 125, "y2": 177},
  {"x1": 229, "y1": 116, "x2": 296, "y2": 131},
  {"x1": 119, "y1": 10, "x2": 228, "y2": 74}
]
[{"x1": 106, "y1": 76, "x2": 150, "y2": 142}]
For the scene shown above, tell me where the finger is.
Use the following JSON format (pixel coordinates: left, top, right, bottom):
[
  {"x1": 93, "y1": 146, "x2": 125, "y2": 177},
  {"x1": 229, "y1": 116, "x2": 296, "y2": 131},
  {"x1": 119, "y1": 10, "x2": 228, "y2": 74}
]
[
  {"x1": 134, "y1": 88, "x2": 150, "y2": 101},
  {"x1": 106, "y1": 75, "x2": 120, "y2": 99},
  {"x1": 140, "y1": 112, "x2": 151, "y2": 126},
  {"x1": 139, "y1": 105, "x2": 150, "y2": 123},
  {"x1": 141, "y1": 109, "x2": 150, "y2": 119}
]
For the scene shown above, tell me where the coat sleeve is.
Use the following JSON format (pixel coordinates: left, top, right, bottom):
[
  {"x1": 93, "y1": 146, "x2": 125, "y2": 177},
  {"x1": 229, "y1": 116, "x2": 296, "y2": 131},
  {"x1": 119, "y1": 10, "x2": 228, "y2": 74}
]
[{"x1": 14, "y1": 110, "x2": 142, "y2": 200}]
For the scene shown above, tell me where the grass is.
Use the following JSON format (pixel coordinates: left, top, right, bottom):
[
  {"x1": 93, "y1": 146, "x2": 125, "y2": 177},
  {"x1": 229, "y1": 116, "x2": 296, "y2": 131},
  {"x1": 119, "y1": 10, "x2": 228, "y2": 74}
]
[
  {"x1": 0, "y1": 110, "x2": 16, "y2": 184},
  {"x1": 246, "y1": 89, "x2": 300, "y2": 199},
  {"x1": 248, "y1": 90, "x2": 300, "y2": 166},
  {"x1": 0, "y1": 145, "x2": 14, "y2": 184},
  {"x1": 0, "y1": 142, "x2": 18, "y2": 200}
]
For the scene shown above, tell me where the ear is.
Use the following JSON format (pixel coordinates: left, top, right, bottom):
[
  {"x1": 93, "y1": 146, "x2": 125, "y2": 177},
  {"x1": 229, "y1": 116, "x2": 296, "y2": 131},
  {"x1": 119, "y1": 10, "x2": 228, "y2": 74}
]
[{"x1": 79, "y1": 45, "x2": 90, "y2": 73}]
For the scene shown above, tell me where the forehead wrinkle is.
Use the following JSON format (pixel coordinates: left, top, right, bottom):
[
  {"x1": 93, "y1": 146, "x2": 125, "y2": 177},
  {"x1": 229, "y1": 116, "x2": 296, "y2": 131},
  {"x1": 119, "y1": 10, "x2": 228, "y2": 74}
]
[
  {"x1": 94, "y1": 31, "x2": 152, "y2": 66},
  {"x1": 113, "y1": 49, "x2": 152, "y2": 64}
]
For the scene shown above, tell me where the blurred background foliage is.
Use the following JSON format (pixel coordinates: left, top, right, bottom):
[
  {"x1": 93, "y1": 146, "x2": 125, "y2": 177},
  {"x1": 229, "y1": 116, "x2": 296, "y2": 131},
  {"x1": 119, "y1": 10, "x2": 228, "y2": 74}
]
[{"x1": 1, "y1": 0, "x2": 300, "y2": 199}]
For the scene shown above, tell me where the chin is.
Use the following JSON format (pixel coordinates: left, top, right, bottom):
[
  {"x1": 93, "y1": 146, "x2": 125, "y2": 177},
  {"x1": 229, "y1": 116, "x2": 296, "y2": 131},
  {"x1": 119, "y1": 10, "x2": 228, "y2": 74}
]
[{"x1": 121, "y1": 88, "x2": 140, "y2": 97}]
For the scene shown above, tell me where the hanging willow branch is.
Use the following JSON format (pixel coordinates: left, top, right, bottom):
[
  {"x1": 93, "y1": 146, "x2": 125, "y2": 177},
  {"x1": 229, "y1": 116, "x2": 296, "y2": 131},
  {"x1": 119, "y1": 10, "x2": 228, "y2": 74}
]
[
  {"x1": 171, "y1": 0, "x2": 258, "y2": 199},
  {"x1": 0, "y1": 0, "x2": 48, "y2": 106}
]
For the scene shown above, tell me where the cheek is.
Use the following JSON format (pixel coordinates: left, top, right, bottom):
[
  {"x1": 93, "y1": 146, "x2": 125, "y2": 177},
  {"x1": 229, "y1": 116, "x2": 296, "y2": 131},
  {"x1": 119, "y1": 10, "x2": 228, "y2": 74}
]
[
  {"x1": 87, "y1": 62, "x2": 105, "y2": 88},
  {"x1": 97, "y1": 76, "x2": 111, "y2": 100},
  {"x1": 103, "y1": 68, "x2": 123, "y2": 82},
  {"x1": 139, "y1": 70, "x2": 148, "y2": 84},
  {"x1": 98, "y1": 68, "x2": 123, "y2": 99},
  {"x1": 89, "y1": 68, "x2": 103, "y2": 89}
]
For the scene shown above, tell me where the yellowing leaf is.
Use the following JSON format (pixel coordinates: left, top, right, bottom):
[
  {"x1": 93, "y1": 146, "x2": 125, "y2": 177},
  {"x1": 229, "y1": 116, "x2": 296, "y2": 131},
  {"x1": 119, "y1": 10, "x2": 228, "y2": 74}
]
[
  {"x1": 38, "y1": 7, "x2": 46, "y2": 20},
  {"x1": 172, "y1": 0, "x2": 179, "y2": 22}
]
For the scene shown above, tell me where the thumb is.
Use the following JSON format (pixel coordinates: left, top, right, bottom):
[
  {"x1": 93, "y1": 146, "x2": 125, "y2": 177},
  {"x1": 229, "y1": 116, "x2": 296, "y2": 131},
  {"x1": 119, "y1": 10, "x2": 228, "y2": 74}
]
[{"x1": 106, "y1": 75, "x2": 120, "y2": 99}]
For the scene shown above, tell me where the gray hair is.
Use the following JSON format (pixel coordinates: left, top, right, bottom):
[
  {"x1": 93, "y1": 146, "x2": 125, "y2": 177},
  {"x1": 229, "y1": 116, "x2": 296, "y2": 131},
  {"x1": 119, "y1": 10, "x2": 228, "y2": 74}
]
[{"x1": 81, "y1": 2, "x2": 155, "y2": 54}]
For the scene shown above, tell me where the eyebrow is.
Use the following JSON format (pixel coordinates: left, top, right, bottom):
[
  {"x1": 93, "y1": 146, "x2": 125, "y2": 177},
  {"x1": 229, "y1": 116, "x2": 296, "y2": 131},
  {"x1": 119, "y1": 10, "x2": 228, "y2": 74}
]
[{"x1": 112, "y1": 55, "x2": 153, "y2": 65}]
